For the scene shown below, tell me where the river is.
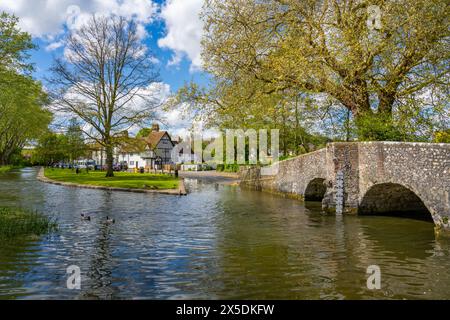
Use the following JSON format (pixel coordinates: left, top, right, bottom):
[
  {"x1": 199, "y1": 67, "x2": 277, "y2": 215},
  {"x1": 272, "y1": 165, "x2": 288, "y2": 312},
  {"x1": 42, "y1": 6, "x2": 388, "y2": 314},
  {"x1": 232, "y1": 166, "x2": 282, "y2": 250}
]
[{"x1": 0, "y1": 168, "x2": 449, "y2": 300}]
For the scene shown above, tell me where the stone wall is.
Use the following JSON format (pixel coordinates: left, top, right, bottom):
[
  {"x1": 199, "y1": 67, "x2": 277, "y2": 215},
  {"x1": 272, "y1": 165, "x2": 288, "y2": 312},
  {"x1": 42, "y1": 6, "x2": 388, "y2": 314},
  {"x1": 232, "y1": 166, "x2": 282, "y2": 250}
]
[
  {"x1": 357, "y1": 142, "x2": 450, "y2": 231},
  {"x1": 239, "y1": 142, "x2": 450, "y2": 233},
  {"x1": 240, "y1": 148, "x2": 327, "y2": 200},
  {"x1": 322, "y1": 143, "x2": 360, "y2": 214}
]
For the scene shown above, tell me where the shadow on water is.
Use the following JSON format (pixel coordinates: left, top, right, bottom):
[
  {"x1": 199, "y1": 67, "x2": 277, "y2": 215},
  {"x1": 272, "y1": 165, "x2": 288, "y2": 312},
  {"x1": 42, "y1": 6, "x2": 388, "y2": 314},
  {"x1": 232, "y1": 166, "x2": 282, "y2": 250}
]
[
  {"x1": 357, "y1": 216, "x2": 436, "y2": 260},
  {"x1": 81, "y1": 222, "x2": 117, "y2": 300}
]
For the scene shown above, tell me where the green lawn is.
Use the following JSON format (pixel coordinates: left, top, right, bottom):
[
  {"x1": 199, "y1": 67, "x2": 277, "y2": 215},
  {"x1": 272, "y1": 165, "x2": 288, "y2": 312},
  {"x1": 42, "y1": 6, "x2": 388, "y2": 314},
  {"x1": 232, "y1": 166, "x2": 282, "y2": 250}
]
[{"x1": 44, "y1": 168, "x2": 179, "y2": 190}]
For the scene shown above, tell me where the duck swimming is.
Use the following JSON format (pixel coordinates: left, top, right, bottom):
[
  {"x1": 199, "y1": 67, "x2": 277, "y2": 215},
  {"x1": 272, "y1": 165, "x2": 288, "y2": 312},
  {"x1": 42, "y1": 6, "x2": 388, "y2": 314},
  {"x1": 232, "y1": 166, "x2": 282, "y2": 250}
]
[
  {"x1": 106, "y1": 216, "x2": 115, "y2": 224},
  {"x1": 81, "y1": 213, "x2": 91, "y2": 221}
]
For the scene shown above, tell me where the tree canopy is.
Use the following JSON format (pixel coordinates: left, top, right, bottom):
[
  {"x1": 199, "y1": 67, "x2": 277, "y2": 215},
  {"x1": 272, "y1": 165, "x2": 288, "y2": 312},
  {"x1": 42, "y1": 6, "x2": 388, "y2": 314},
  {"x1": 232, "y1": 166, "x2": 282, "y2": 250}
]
[
  {"x1": 177, "y1": 0, "x2": 449, "y2": 146},
  {"x1": 0, "y1": 12, "x2": 51, "y2": 165},
  {"x1": 33, "y1": 120, "x2": 88, "y2": 166}
]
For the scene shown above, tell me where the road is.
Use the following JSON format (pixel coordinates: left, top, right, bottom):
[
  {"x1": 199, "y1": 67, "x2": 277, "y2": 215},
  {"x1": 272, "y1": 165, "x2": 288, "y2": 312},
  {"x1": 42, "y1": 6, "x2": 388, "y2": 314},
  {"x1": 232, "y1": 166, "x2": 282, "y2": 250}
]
[{"x1": 179, "y1": 171, "x2": 239, "y2": 185}]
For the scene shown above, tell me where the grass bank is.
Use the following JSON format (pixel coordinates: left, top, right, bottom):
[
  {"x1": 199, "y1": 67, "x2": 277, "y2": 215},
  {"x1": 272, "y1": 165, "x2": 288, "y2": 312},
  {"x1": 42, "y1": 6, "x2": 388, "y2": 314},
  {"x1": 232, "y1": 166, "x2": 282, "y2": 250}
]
[
  {"x1": 0, "y1": 165, "x2": 21, "y2": 174},
  {"x1": 44, "y1": 168, "x2": 179, "y2": 190},
  {"x1": 0, "y1": 207, "x2": 57, "y2": 239}
]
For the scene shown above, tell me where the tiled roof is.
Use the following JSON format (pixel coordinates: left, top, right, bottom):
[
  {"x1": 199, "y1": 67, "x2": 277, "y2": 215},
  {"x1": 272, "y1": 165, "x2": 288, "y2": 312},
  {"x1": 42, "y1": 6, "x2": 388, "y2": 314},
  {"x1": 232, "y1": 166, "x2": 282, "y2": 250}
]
[
  {"x1": 88, "y1": 131, "x2": 174, "y2": 153},
  {"x1": 146, "y1": 131, "x2": 172, "y2": 149},
  {"x1": 117, "y1": 137, "x2": 147, "y2": 153}
]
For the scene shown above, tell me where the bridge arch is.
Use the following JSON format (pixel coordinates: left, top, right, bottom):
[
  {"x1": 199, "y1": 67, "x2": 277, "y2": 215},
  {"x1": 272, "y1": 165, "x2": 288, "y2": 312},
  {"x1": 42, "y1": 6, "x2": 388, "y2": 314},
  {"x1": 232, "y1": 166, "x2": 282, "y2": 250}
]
[
  {"x1": 359, "y1": 183, "x2": 433, "y2": 221},
  {"x1": 304, "y1": 178, "x2": 327, "y2": 202}
]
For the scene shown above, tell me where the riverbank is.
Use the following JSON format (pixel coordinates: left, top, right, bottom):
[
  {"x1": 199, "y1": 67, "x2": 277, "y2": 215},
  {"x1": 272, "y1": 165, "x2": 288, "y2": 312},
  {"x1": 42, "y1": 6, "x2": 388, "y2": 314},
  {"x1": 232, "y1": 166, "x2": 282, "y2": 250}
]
[
  {"x1": 0, "y1": 207, "x2": 57, "y2": 239},
  {"x1": 39, "y1": 168, "x2": 187, "y2": 196},
  {"x1": 0, "y1": 165, "x2": 22, "y2": 174}
]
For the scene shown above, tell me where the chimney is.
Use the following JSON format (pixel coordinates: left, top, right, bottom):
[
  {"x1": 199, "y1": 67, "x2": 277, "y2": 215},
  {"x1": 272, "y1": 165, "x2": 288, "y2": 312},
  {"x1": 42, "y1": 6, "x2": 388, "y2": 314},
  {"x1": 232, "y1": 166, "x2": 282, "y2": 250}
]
[{"x1": 152, "y1": 123, "x2": 160, "y2": 132}]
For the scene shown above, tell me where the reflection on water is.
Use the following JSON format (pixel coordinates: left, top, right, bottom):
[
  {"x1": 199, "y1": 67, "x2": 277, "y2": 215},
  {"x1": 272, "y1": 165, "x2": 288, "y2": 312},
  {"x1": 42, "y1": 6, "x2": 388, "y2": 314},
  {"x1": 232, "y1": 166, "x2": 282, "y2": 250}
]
[{"x1": 0, "y1": 168, "x2": 449, "y2": 300}]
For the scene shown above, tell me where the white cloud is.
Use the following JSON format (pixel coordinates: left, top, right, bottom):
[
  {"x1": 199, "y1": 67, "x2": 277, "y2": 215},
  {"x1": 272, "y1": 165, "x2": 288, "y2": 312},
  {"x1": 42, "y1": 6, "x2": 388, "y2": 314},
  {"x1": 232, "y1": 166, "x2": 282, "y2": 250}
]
[
  {"x1": 2, "y1": 0, "x2": 206, "y2": 71},
  {"x1": 0, "y1": 0, "x2": 158, "y2": 38},
  {"x1": 45, "y1": 40, "x2": 65, "y2": 52},
  {"x1": 158, "y1": 0, "x2": 204, "y2": 71}
]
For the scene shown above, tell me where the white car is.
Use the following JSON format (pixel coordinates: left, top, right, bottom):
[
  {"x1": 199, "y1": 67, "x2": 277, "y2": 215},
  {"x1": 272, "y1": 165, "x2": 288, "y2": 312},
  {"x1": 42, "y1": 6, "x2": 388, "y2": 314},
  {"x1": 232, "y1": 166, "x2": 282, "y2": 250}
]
[{"x1": 75, "y1": 160, "x2": 96, "y2": 170}]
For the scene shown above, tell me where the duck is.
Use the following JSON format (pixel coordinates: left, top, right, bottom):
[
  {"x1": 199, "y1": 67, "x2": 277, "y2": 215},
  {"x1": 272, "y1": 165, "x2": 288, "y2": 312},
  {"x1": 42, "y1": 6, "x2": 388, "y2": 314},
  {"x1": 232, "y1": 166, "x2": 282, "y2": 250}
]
[
  {"x1": 106, "y1": 216, "x2": 115, "y2": 224},
  {"x1": 81, "y1": 213, "x2": 91, "y2": 221}
]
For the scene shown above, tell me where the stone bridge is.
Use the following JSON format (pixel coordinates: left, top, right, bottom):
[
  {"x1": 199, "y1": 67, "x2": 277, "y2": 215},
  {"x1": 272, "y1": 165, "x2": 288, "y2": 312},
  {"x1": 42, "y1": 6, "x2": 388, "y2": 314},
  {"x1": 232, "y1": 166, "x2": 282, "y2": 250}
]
[{"x1": 239, "y1": 142, "x2": 450, "y2": 234}]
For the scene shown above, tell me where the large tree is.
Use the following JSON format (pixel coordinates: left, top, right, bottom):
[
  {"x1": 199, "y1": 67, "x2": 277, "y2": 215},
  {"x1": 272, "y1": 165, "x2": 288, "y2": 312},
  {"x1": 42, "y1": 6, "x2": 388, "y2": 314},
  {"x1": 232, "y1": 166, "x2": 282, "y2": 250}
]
[
  {"x1": 0, "y1": 72, "x2": 51, "y2": 165},
  {"x1": 33, "y1": 132, "x2": 68, "y2": 166},
  {"x1": 196, "y1": 0, "x2": 449, "y2": 140},
  {"x1": 50, "y1": 15, "x2": 159, "y2": 177},
  {"x1": 0, "y1": 12, "x2": 51, "y2": 165}
]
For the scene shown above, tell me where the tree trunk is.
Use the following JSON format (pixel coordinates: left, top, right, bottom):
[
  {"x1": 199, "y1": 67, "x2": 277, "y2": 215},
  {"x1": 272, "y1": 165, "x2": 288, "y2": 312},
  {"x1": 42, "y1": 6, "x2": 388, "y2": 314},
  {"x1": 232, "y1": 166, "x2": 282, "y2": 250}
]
[{"x1": 105, "y1": 144, "x2": 114, "y2": 178}]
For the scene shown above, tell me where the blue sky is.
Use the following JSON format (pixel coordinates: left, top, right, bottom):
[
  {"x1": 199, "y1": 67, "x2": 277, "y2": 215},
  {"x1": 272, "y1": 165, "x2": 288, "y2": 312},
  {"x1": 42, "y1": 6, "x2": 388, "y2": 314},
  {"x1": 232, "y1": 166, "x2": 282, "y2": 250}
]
[
  {"x1": 29, "y1": 15, "x2": 209, "y2": 92},
  {"x1": 0, "y1": 0, "x2": 209, "y2": 135},
  {"x1": 11, "y1": 0, "x2": 208, "y2": 92},
  {"x1": 30, "y1": 38, "x2": 209, "y2": 93}
]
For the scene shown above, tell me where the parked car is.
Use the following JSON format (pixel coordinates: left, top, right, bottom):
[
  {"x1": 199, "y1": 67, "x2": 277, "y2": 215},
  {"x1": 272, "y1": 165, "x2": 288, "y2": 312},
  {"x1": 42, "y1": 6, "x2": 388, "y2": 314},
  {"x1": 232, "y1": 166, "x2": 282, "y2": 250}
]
[{"x1": 75, "y1": 160, "x2": 96, "y2": 170}]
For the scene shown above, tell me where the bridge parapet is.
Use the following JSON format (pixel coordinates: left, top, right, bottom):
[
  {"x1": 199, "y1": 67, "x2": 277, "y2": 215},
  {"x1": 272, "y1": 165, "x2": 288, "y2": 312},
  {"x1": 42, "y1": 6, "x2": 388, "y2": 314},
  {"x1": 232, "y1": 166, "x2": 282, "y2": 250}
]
[{"x1": 240, "y1": 148, "x2": 327, "y2": 200}]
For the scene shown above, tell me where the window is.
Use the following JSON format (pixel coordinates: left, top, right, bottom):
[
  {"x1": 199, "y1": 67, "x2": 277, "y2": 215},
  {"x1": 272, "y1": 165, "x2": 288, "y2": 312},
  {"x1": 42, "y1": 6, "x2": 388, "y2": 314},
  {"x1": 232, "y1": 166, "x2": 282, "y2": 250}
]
[{"x1": 130, "y1": 161, "x2": 134, "y2": 166}]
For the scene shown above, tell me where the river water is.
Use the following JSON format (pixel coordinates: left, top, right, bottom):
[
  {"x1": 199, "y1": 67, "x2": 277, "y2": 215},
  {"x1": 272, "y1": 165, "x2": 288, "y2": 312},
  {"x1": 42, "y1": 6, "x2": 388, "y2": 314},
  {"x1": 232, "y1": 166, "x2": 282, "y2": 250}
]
[{"x1": 0, "y1": 168, "x2": 449, "y2": 300}]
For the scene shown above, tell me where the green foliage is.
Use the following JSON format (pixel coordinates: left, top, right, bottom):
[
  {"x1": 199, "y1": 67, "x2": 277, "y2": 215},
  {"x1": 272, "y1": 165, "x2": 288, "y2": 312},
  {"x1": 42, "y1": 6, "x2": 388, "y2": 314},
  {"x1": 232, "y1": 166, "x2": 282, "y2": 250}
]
[
  {"x1": 136, "y1": 128, "x2": 152, "y2": 138},
  {"x1": 0, "y1": 207, "x2": 57, "y2": 239},
  {"x1": 0, "y1": 71, "x2": 51, "y2": 165},
  {"x1": 32, "y1": 119, "x2": 88, "y2": 165},
  {"x1": 434, "y1": 130, "x2": 450, "y2": 143},
  {"x1": 0, "y1": 12, "x2": 50, "y2": 165},
  {"x1": 0, "y1": 12, "x2": 35, "y2": 73},
  {"x1": 65, "y1": 118, "x2": 88, "y2": 161},
  {"x1": 0, "y1": 165, "x2": 13, "y2": 173},
  {"x1": 216, "y1": 164, "x2": 240, "y2": 173},
  {"x1": 355, "y1": 113, "x2": 405, "y2": 142},
  {"x1": 33, "y1": 133, "x2": 68, "y2": 165},
  {"x1": 0, "y1": 165, "x2": 23, "y2": 173}
]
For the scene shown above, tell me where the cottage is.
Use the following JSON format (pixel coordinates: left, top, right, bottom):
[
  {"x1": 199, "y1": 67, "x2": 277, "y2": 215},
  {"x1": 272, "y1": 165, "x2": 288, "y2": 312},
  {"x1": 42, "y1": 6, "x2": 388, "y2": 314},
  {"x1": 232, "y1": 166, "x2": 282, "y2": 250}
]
[
  {"x1": 144, "y1": 124, "x2": 175, "y2": 168},
  {"x1": 90, "y1": 124, "x2": 176, "y2": 171}
]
